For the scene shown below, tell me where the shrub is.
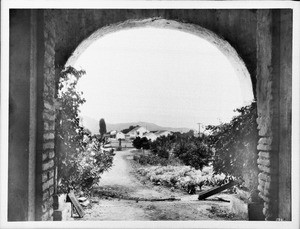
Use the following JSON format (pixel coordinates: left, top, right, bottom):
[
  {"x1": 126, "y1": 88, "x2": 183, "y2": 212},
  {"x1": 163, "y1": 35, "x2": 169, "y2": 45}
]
[
  {"x1": 56, "y1": 66, "x2": 114, "y2": 193},
  {"x1": 134, "y1": 154, "x2": 169, "y2": 165},
  {"x1": 132, "y1": 136, "x2": 150, "y2": 150},
  {"x1": 76, "y1": 139, "x2": 115, "y2": 191},
  {"x1": 150, "y1": 136, "x2": 173, "y2": 159},
  {"x1": 133, "y1": 153, "x2": 182, "y2": 166},
  {"x1": 136, "y1": 165, "x2": 225, "y2": 193},
  {"x1": 206, "y1": 102, "x2": 259, "y2": 192},
  {"x1": 132, "y1": 137, "x2": 142, "y2": 149},
  {"x1": 173, "y1": 136, "x2": 212, "y2": 170}
]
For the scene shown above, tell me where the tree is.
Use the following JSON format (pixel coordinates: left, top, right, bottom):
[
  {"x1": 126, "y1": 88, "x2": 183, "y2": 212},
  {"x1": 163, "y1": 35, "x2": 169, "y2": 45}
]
[
  {"x1": 186, "y1": 129, "x2": 195, "y2": 137},
  {"x1": 56, "y1": 66, "x2": 86, "y2": 192},
  {"x1": 56, "y1": 66, "x2": 114, "y2": 193},
  {"x1": 206, "y1": 102, "x2": 258, "y2": 192},
  {"x1": 150, "y1": 135, "x2": 173, "y2": 159},
  {"x1": 132, "y1": 137, "x2": 142, "y2": 149},
  {"x1": 99, "y1": 118, "x2": 107, "y2": 136},
  {"x1": 173, "y1": 135, "x2": 212, "y2": 170},
  {"x1": 133, "y1": 136, "x2": 151, "y2": 150},
  {"x1": 141, "y1": 137, "x2": 151, "y2": 150}
]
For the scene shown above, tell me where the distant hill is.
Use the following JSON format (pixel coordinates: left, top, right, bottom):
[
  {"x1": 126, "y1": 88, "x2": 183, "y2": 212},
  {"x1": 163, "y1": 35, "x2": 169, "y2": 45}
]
[{"x1": 80, "y1": 115, "x2": 192, "y2": 134}]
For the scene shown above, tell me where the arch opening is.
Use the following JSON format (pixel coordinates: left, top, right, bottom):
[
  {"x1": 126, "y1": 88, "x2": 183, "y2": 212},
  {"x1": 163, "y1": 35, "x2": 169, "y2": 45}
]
[
  {"x1": 66, "y1": 18, "x2": 254, "y2": 107},
  {"x1": 57, "y1": 19, "x2": 258, "y2": 220}
]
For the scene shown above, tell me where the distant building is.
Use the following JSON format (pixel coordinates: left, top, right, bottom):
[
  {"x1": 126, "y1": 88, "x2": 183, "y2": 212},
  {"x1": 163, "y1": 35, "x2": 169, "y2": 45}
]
[
  {"x1": 154, "y1": 130, "x2": 172, "y2": 138},
  {"x1": 126, "y1": 126, "x2": 149, "y2": 139},
  {"x1": 116, "y1": 132, "x2": 125, "y2": 140},
  {"x1": 110, "y1": 130, "x2": 117, "y2": 135},
  {"x1": 144, "y1": 132, "x2": 158, "y2": 141}
]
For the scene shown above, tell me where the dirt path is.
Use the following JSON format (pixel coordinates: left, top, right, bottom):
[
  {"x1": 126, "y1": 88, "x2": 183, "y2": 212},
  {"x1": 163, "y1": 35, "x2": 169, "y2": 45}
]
[
  {"x1": 79, "y1": 149, "x2": 245, "y2": 221},
  {"x1": 97, "y1": 150, "x2": 177, "y2": 200}
]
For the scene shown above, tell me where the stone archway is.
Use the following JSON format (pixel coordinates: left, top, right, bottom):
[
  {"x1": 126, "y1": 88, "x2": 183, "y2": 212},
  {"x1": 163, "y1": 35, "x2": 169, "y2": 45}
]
[
  {"x1": 66, "y1": 18, "x2": 254, "y2": 104},
  {"x1": 8, "y1": 9, "x2": 292, "y2": 221}
]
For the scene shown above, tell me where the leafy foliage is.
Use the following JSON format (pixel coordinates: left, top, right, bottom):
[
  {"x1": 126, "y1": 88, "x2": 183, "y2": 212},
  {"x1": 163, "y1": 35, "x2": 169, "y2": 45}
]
[
  {"x1": 131, "y1": 104, "x2": 258, "y2": 192},
  {"x1": 206, "y1": 102, "x2": 258, "y2": 190},
  {"x1": 133, "y1": 153, "x2": 182, "y2": 166},
  {"x1": 132, "y1": 136, "x2": 151, "y2": 150},
  {"x1": 133, "y1": 132, "x2": 213, "y2": 170},
  {"x1": 137, "y1": 165, "x2": 225, "y2": 193},
  {"x1": 150, "y1": 135, "x2": 174, "y2": 159},
  {"x1": 56, "y1": 66, "x2": 114, "y2": 193},
  {"x1": 73, "y1": 138, "x2": 115, "y2": 191},
  {"x1": 173, "y1": 136, "x2": 212, "y2": 170}
]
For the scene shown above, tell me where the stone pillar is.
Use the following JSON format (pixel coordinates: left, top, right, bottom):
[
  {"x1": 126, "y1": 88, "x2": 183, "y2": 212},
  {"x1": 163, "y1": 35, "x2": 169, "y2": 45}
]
[
  {"x1": 8, "y1": 9, "x2": 33, "y2": 221},
  {"x1": 34, "y1": 9, "x2": 57, "y2": 221},
  {"x1": 256, "y1": 9, "x2": 292, "y2": 221},
  {"x1": 8, "y1": 9, "x2": 57, "y2": 222},
  {"x1": 277, "y1": 9, "x2": 292, "y2": 221}
]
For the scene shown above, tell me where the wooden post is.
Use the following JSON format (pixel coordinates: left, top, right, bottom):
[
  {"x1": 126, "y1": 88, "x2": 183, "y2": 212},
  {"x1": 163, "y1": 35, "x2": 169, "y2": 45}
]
[{"x1": 198, "y1": 180, "x2": 237, "y2": 200}]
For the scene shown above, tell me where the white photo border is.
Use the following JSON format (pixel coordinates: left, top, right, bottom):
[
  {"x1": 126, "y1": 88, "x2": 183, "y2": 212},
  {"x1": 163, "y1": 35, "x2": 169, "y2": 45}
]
[{"x1": 1, "y1": 1, "x2": 299, "y2": 228}]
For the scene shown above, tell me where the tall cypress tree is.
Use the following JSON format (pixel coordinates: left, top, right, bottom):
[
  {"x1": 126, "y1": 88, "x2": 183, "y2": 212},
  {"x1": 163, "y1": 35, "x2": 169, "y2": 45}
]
[{"x1": 99, "y1": 118, "x2": 107, "y2": 136}]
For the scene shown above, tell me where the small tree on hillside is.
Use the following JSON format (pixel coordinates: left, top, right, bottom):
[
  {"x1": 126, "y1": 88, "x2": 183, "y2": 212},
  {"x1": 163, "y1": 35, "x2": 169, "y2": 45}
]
[
  {"x1": 121, "y1": 125, "x2": 139, "y2": 134},
  {"x1": 99, "y1": 118, "x2": 107, "y2": 137}
]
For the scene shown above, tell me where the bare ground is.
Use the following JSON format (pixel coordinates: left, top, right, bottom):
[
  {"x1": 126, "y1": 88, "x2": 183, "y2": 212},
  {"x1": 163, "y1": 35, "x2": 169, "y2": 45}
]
[{"x1": 78, "y1": 149, "x2": 246, "y2": 221}]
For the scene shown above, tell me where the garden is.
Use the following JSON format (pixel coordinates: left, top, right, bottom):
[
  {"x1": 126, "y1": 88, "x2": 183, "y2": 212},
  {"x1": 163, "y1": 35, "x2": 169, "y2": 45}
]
[
  {"x1": 131, "y1": 102, "x2": 259, "y2": 201},
  {"x1": 55, "y1": 66, "x2": 260, "y2": 219}
]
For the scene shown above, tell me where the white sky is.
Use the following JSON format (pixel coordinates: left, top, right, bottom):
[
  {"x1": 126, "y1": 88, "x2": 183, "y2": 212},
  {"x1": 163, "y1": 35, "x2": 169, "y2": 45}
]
[{"x1": 73, "y1": 28, "x2": 253, "y2": 130}]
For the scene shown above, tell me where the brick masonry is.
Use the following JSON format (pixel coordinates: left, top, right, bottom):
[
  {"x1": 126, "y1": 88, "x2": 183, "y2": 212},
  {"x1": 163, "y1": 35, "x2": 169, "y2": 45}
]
[
  {"x1": 39, "y1": 10, "x2": 57, "y2": 221},
  {"x1": 256, "y1": 10, "x2": 277, "y2": 220},
  {"x1": 255, "y1": 9, "x2": 292, "y2": 221}
]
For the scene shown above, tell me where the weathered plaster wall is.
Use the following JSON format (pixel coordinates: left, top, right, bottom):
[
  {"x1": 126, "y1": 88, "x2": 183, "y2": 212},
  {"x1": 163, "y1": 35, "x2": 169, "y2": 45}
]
[{"x1": 9, "y1": 9, "x2": 31, "y2": 221}]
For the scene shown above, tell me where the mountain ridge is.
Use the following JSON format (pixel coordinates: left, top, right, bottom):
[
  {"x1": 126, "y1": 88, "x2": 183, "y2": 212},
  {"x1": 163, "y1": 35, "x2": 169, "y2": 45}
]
[{"x1": 80, "y1": 115, "x2": 192, "y2": 134}]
